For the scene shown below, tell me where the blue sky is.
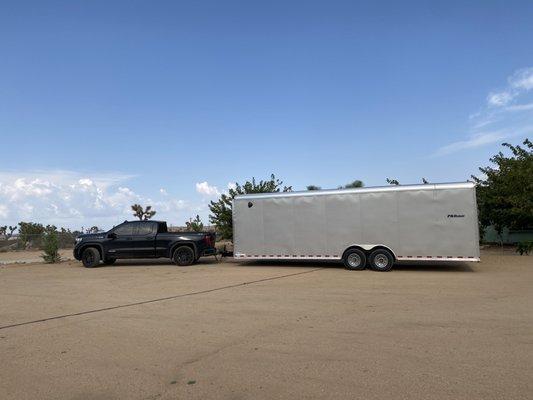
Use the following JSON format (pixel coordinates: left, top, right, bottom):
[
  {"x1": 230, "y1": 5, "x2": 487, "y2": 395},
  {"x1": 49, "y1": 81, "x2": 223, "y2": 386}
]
[{"x1": 1, "y1": 0, "x2": 532, "y2": 229}]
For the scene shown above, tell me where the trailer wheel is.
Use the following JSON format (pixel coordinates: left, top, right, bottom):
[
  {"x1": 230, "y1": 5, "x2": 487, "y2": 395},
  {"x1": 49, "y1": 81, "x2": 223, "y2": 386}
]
[
  {"x1": 173, "y1": 246, "x2": 195, "y2": 266},
  {"x1": 342, "y1": 248, "x2": 366, "y2": 270},
  {"x1": 82, "y1": 247, "x2": 100, "y2": 268},
  {"x1": 369, "y1": 249, "x2": 394, "y2": 272}
]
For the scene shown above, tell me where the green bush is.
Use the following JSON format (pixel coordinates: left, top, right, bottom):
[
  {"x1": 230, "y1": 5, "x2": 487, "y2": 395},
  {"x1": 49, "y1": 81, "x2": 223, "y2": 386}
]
[
  {"x1": 516, "y1": 241, "x2": 533, "y2": 256},
  {"x1": 42, "y1": 230, "x2": 61, "y2": 263}
]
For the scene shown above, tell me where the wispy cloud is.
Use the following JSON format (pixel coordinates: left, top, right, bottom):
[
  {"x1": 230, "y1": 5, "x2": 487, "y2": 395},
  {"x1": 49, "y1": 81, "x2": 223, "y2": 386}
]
[
  {"x1": 434, "y1": 67, "x2": 533, "y2": 156},
  {"x1": 434, "y1": 131, "x2": 514, "y2": 156}
]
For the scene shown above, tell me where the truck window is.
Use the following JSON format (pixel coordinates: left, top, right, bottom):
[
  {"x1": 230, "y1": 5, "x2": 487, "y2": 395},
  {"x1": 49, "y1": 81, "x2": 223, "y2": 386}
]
[
  {"x1": 136, "y1": 222, "x2": 155, "y2": 236},
  {"x1": 114, "y1": 223, "x2": 133, "y2": 236}
]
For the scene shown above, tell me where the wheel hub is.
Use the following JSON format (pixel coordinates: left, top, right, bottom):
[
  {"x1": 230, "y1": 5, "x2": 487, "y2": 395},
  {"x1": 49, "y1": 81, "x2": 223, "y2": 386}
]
[
  {"x1": 375, "y1": 255, "x2": 388, "y2": 268},
  {"x1": 347, "y1": 253, "x2": 361, "y2": 267}
]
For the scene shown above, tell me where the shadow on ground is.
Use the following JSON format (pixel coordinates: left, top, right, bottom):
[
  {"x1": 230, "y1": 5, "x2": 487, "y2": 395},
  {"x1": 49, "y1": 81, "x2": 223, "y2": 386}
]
[{"x1": 84, "y1": 257, "x2": 474, "y2": 272}]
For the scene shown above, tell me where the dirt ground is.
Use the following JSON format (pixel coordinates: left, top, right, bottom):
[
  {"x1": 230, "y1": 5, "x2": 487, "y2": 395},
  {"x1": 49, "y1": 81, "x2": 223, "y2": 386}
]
[
  {"x1": 0, "y1": 249, "x2": 74, "y2": 265},
  {"x1": 0, "y1": 250, "x2": 531, "y2": 400}
]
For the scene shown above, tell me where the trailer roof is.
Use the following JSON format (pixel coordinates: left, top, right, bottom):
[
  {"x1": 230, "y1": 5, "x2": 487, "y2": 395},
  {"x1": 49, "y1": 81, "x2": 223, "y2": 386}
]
[{"x1": 234, "y1": 181, "x2": 475, "y2": 200}]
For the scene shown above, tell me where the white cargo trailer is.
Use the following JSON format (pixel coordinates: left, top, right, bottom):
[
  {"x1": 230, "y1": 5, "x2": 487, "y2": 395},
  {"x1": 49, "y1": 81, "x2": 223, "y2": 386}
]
[{"x1": 232, "y1": 182, "x2": 480, "y2": 271}]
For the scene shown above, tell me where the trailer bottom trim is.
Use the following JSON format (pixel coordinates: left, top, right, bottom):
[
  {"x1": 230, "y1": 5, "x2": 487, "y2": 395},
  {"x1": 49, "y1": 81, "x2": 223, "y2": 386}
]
[{"x1": 234, "y1": 254, "x2": 480, "y2": 262}]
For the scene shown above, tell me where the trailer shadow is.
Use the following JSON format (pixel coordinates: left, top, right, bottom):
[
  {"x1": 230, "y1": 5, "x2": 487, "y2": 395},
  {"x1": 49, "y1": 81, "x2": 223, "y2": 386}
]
[
  {"x1": 394, "y1": 262, "x2": 475, "y2": 272},
  {"x1": 236, "y1": 259, "x2": 475, "y2": 272}
]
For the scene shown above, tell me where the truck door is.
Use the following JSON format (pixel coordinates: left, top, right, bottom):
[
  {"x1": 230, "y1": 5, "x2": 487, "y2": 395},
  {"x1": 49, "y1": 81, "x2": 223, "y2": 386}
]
[
  {"x1": 107, "y1": 222, "x2": 135, "y2": 258},
  {"x1": 130, "y1": 222, "x2": 157, "y2": 258}
]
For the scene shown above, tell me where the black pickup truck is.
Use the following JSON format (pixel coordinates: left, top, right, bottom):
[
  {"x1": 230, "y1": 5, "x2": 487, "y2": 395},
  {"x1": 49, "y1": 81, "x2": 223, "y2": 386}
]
[{"x1": 73, "y1": 220, "x2": 216, "y2": 268}]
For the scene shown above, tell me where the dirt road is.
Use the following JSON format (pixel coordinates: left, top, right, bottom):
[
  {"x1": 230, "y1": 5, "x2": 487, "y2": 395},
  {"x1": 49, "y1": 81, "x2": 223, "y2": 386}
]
[{"x1": 0, "y1": 250, "x2": 531, "y2": 399}]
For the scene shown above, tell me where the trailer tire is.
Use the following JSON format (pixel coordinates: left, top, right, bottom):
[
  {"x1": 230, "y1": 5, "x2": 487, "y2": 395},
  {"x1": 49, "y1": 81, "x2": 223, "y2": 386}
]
[
  {"x1": 173, "y1": 246, "x2": 195, "y2": 266},
  {"x1": 369, "y1": 249, "x2": 394, "y2": 272},
  {"x1": 342, "y1": 248, "x2": 366, "y2": 270},
  {"x1": 82, "y1": 247, "x2": 100, "y2": 268}
]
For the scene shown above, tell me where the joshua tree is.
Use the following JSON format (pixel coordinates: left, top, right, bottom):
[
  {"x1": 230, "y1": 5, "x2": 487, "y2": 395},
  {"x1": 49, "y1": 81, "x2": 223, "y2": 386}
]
[
  {"x1": 386, "y1": 178, "x2": 400, "y2": 185},
  {"x1": 131, "y1": 204, "x2": 157, "y2": 220},
  {"x1": 8, "y1": 226, "x2": 17, "y2": 237}
]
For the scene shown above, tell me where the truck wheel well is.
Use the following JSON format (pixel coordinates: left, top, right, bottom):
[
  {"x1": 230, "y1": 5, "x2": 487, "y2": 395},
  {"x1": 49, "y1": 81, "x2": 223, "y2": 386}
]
[
  {"x1": 79, "y1": 245, "x2": 102, "y2": 260},
  {"x1": 171, "y1": 243, "x2": 196, "y2": 259}
]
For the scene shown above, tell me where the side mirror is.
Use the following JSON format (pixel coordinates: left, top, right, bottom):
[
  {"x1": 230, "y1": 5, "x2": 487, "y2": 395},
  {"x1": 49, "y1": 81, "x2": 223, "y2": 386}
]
[{"x1": 107, "y1": 232, "x2": 117, "y2": 240}]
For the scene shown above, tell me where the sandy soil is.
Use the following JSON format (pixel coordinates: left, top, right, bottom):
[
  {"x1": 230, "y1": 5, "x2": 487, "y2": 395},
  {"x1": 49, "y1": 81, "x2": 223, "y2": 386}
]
[{"x1": 0, "y1": 250, "x2": 531, "y2": 400}]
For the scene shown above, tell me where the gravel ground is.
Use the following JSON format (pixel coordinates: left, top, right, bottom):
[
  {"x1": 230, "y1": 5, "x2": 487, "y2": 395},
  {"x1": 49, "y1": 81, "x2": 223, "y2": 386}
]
[{"x1": 0, "y1": 249, "x2": 531, "y2": 400}]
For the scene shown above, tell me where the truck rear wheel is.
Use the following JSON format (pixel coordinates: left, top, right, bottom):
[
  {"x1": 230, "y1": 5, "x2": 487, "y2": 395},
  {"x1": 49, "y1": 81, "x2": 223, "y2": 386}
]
[
  {"x1": 82, "y1": 247, "x2": 100, "y2": 268},
  {"x1": 173, "y1": 246, "x2": 195, "y2": 266},
  {"x1": 342, "y1": 248, "x2": 366, "y2": 270},
  {"x1": 369, "y1": 249, "x2": 394, "y2": 272}
]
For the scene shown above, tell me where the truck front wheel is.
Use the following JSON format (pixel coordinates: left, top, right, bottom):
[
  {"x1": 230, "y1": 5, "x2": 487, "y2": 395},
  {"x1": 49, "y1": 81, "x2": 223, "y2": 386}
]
[
  {"x1": 173, "y1": 246, "x2": 195, "y2": 266},
  {"x1": 369, "y1": 249, "x2": 394, "y2": 272},
  {"x1": 342, "y1": 248, "x2": 366, "y2": 270},
  {"x1": 82, "y1": 247, "x2": 100, "y2": 268}
]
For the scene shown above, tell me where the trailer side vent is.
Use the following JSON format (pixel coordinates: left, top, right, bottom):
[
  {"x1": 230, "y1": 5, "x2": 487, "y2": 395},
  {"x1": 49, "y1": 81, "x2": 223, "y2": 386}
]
[{"x1": 248, "y1": 202, "x2": 253, "y2": 208}]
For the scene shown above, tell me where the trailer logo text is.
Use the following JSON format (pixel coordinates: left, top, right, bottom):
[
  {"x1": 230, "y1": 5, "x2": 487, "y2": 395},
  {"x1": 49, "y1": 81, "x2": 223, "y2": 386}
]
[{"x1": 447, "y1": 214, "x2": 465, "y2": 218}]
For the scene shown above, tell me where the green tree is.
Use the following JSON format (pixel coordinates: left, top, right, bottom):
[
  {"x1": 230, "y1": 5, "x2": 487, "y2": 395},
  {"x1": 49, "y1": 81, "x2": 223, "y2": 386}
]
[
  {"x1": 0, "y1": 226, "x2": 6, "y2": 236},
  {"x1": 42, "y1": 230, "x2": 61, "y2": 263},
  {"x1": 306, "y1": 185, "x2": 321, "y2": 191},
  {"x1": 338, "y1": 180, "x2": 364, "y2": 189},
  {"x1": 186, "y1": 215, "x2": 204, "y2": 232},
  {"x1": 18, "y1": 222, "x2": 45, "y2": 249},
  {"x1": 131, "y1": 204, "x2": 156, "y2": 220},
  {"x1": 209, "y1": 174, "x2": 292, "y2": 240},
  {"x1": 471, "y1": 139, "x2": 533, "y2": 241},
  {"x1": 386, "y1": 178, "x2": 400, "y2": 185}
]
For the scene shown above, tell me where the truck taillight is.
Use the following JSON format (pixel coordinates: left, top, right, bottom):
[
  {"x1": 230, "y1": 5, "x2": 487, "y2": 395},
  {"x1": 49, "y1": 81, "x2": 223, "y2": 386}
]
[{"x1": 203, "y1": 234, "x2": 213, "y2": 247}]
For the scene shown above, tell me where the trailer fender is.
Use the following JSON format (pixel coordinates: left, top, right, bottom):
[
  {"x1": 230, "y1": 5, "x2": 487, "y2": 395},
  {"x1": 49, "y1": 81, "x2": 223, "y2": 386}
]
[{"x1": 345, "y1": 244, "x2": 398, "y2": 260}]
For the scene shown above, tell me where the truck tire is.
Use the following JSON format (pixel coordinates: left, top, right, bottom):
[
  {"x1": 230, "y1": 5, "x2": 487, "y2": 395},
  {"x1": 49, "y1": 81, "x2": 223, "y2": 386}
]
[
  {"x1": 342, "y1": 248, "x2": 366, "y2": 270},
  {"x1": 82, "y1": 247, "x2": 100, "y2": 268},
  {"x1": 173, "y1": 246, "x2": 195, "y2": 266},
  {"x1": 369, "y1": 249, "x2": 394, "y2": 272}
]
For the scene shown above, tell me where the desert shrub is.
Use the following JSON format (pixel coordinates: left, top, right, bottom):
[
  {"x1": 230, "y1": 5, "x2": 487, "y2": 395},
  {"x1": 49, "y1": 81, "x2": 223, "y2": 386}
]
[
  {"x1": 516, "y1": 241, "x2": 533, "y2": 256},
  {"x1": 42, "y1": 230, "x2": 61, "y2": 263},
  {"x1": 186, "y1": 215, "x2": 204, "y2": 232}
]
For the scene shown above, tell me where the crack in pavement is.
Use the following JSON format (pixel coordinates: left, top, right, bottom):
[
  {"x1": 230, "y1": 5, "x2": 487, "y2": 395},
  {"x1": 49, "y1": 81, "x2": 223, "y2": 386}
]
[{"x1": 0, "y1": 267, "x2": 325, "y2": 331}]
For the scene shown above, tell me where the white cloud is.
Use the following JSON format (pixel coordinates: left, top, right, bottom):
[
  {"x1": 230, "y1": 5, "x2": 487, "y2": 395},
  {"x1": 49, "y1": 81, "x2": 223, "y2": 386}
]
[
  {"x1": 195, "y1": 181, "x2": 220, "y2": 197},
  {"x1": 0, "y1": 204, "x2": 8, "y2": 219},
  {"x1": 159, "y1": 188, "x2": 168, "y2": 195},
  {"x1": 0, "y1": 170, "x2": 198, "y2": 229},
  {"x1": 509, "y1": 67, "x2": 533, "y2": 91},
  {"x1": 435, "y1": 67, "x2": 533, "y2": 156},
  {"x1": 227, "y1": 182, "x2": 237, "y2": 190},
  {"x1": 487, "y1": 91, "x2": 513, "y2": 107}
]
